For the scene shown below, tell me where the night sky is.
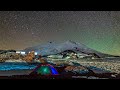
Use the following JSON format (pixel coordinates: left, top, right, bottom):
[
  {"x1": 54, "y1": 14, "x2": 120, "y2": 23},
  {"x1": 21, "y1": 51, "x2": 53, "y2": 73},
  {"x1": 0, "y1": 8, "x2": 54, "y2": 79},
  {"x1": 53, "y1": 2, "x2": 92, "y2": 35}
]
[{"x1": 0, "y1": 11, "x2": 120, "y2": 56}]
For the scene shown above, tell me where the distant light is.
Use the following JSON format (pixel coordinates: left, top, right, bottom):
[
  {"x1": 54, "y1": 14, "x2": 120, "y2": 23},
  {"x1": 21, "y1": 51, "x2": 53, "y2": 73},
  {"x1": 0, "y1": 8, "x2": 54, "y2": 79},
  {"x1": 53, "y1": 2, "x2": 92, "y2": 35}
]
[
  {"x1": 21, "y1": 52, "x2": 25, "y2": 55},
  {"x1": 16, "y1": 51, "x2": 21, "y2": 53},
  {"x1": 35, "y1": 52, "x2": 38, "y2": 55}
]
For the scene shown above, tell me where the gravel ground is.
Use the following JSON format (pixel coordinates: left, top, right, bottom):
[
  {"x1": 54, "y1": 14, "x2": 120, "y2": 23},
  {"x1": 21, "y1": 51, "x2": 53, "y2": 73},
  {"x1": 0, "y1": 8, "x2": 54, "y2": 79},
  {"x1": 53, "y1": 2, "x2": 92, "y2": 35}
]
[
  {"x1": 0, "y1": 58, "x2": 120, "y2": 77},
  {"x1": 49, "y1": 58, "x2": 120, "y2": 74},
  {"x1": 0, "y1": 69, "x2": 32, "y2": 76},
  {"x1": 77, "y1": 60, "x2": 120, "y2": 74}
]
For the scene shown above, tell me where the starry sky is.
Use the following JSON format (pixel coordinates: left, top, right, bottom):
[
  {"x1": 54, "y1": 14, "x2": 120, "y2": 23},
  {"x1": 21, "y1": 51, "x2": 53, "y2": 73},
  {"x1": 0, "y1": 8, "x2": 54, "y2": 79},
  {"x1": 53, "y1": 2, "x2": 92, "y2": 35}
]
[{"x1": 0, "y1": 11, "x2": 120, "y2": 56}]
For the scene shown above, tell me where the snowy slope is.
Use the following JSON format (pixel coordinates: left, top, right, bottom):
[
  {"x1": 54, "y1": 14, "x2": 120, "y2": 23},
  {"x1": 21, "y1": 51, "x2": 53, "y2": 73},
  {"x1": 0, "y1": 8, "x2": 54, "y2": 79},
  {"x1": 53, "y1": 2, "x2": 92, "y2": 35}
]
[{"x1": 24, "y1": 40, "x2": 116, "y2": 57}]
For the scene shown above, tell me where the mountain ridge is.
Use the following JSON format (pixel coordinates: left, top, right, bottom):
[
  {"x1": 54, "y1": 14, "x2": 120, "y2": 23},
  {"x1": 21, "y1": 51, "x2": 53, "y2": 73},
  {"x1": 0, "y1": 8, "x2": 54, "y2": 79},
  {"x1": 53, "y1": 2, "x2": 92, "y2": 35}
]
[{"x1": 23, "y1": 40, "x2": 119, "y2": 57}]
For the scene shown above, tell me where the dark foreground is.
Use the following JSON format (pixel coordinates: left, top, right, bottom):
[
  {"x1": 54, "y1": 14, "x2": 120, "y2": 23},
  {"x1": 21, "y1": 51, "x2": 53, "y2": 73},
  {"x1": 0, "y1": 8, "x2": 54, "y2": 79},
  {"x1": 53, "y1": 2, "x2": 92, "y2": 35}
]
[
  {"x1": 0, "y1": 63, "x2": 119, "y2": 79},
  {"x1": 0, "y1": 72, "x2": 119, "y2": 79}
]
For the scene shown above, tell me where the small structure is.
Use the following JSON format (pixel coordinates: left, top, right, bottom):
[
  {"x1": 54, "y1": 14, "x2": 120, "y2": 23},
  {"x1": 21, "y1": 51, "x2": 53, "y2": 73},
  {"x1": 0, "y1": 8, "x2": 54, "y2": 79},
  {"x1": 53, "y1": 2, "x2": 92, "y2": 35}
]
[
  {"x1": 16, "y1": 50, "x2": 26, "y2": 55},
  {"x1": 60, "y1": 50, "x2": 78, "y2": 59},
  {"x1": 31, "y1": 64, "x2": 59, "y2": 75}
]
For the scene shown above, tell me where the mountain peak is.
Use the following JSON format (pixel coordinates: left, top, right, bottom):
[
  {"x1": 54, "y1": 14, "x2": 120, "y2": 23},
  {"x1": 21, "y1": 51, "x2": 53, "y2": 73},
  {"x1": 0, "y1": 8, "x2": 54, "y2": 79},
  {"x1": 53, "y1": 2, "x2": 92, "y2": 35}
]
[
  {"x1": 24, "y1": 40, "x2": 114, "y2": 57},
  {"x1": 66, "y1": 40, "x2": 77, "y2": 45}
]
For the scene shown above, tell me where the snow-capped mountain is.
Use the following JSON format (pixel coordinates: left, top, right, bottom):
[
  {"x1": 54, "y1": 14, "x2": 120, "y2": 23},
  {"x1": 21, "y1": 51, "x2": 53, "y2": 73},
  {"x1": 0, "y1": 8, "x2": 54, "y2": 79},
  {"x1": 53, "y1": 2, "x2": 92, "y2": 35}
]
[{"x1": 23, "y1": 40, "x2": 116, "y2": 57}]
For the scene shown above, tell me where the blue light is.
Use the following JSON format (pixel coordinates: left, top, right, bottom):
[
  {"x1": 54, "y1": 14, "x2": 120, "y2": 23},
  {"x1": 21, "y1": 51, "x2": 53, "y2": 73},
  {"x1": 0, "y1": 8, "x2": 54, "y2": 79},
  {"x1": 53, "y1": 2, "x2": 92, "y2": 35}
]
[{"x1": 50, "y1": 66, "x2": 59, "y2": 75}]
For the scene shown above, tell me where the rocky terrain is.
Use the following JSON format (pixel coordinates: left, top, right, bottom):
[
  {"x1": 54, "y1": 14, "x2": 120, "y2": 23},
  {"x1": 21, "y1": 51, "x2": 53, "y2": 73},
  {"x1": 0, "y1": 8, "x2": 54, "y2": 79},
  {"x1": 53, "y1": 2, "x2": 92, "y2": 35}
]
[
  {"x1": 77, "y1": 60, "x2": 120, "y2": 74},
  {"x1": 0, "y1": 51, "x2": 41, "y2": 63},
  {"x1": 0, "y1": 50, "x2": 120, "y2": 76},
  {"x1": 47, "y1": 58, "x2": 120, "y2": 75},
  {"x1": 0, "y1": 41, "x2": 120, "y2": 79}
]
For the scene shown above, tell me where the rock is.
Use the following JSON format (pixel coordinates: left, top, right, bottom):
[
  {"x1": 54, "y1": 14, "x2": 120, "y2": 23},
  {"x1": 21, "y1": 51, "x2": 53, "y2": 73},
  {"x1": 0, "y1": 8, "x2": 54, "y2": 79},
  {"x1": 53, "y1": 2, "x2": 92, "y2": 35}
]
[
  {"x1": 5, "y1": 59, "x2": 27, "y2": 63},
  {"x1": 12, "y1": 54, "x2": 22, "y2": 59},
  {"x1": 33, "y1": 59, "x2": 41, "y2": 63},
  {"x1": 0, "y1": 58, "x2": 6, "y2": 63},
  {"x1": 22, "y1": 51, "x2": 35, "y2": 63},
  {"x1": 87, "y1": 66, "x2": 110, "y2": 74},
  {"x1": 87, "y1": 76, "x2": 100, "y2": 79},
  {"x1": 70, "y1": 53, "x2": 78, "y2": 59},
  {"x1": 72, "y1": 76, "x2": 87, "y2": 79},
  {"x1": 39, "y1": 58, "x2": 47, "y2": 64},
  {"x1": 65, "y1": 65, "x2": 89, "y2": 74},
  {"x1": 111, "y1": 74, "x2": 117, "y2": 78}
]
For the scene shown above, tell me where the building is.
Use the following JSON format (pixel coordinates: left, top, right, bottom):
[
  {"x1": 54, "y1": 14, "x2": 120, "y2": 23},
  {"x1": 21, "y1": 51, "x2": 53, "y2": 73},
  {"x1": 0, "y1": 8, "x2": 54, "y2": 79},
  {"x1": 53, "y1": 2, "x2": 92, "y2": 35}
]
[{"x1": 16, "y1": 50, "x2": 26, "y2": 55}]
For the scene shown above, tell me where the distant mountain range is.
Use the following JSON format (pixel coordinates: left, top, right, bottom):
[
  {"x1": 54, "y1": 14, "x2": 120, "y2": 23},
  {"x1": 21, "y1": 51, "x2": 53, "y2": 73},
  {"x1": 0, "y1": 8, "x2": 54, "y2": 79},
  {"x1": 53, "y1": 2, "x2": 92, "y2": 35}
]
[{"x1": 24, "y1": 40, "x2": 118, "y2": 58}]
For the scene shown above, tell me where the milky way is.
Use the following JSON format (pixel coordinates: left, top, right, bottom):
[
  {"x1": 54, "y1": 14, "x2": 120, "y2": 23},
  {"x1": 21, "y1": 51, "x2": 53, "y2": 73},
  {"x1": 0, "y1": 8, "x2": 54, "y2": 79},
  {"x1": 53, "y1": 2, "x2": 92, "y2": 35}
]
[{"x1": 0, "y1": 11, "x2": 120, "y2": 56}]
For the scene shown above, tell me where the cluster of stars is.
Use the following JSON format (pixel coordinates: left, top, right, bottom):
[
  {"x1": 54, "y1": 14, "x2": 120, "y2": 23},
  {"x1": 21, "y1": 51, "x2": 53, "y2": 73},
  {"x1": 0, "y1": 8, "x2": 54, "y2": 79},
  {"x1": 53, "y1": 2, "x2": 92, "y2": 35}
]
[{"x1": 0, "y1": 11, "x2": 120, "y2": 56}]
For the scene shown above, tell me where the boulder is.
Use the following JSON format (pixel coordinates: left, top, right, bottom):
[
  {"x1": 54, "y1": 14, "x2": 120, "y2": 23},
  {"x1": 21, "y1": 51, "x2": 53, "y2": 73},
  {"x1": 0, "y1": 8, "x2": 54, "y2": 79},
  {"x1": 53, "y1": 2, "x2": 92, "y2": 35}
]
[
  {"x1": 22, "y1": 51, "x2": 35, "y2": 63},
  {"x1": 65, "y1": 65, "x2": 89, "y2": 74}
]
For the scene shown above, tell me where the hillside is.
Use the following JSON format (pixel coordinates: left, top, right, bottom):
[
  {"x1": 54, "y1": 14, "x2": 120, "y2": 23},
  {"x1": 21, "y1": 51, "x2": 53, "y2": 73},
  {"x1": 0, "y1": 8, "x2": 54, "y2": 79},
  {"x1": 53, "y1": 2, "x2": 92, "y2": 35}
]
[{"x1": 24, "y1": 40, "x2": 118, "y2": 58}]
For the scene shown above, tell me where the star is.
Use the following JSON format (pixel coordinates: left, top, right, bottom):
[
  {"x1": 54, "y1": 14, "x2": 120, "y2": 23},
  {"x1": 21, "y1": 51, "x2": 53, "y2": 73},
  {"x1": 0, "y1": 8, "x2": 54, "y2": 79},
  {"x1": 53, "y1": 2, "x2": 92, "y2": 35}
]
[{"x1": 0, "y1": 11, "x2": 120, "y2": 56}]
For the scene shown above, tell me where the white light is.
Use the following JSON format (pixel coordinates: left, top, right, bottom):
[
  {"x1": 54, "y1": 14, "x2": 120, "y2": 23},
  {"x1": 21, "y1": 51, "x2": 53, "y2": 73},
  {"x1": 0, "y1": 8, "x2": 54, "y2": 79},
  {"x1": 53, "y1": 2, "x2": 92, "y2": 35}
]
[
  {"x1": 35, "y1": 52, "x2": 37, "y2": 55},
  {"x1": 21, "y1": 52, "x2": 25, "y2": 55},
  {"x1": 16, "y1": 51, "x2": 21, "y2": 53}
]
